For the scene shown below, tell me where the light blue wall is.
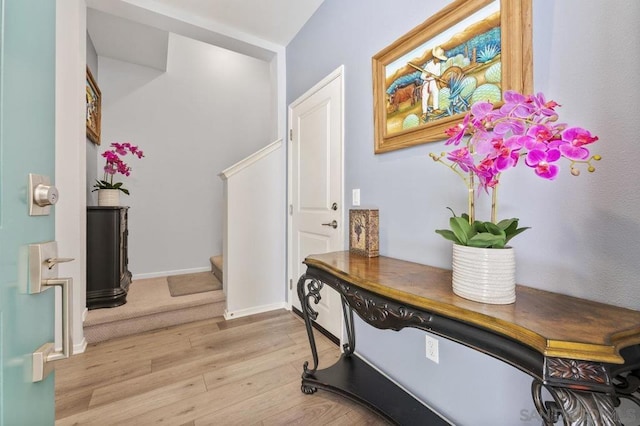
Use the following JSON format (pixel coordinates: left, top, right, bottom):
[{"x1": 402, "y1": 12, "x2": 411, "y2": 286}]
[{"x1": 287, "y1": 0, "x2": 640, "y2": 424}]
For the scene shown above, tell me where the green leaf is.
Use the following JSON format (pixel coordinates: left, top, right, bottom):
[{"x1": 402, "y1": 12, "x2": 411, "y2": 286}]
[
  {"x1": 504, "y1": 226, "x2": 531, "y2": 244},
  {"x1": 484, "y1": 222, "x2": 506, "y2": 237},
  {"x1": 435, "y1": 229, "x2": 460, "y2": 244},
  {"x1": 497, "y1": 218, "x2": 518, "y2": 233},
  {"x1": 450, "y1": 216, "x2": 473, "y2": 245},
  {"x1": 468, "y1": 232, "x2": 506, "y2": 248},
  {"x1": 120, "y1": 188, "x2": 130, "y2": 195}
]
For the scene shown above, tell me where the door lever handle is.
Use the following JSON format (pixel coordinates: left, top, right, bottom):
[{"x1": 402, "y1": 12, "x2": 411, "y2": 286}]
[
  {"x1": 28, "y1": 242, "x2": 74, "y2": 382},
  {"x1": 32, "y1": 277, "x2": 73, "y2": 382},
  {"x1": 45, "y1": 257, "x2": 75, "y2": 269},
  {"x1": 322, "y1": 220, "x2": 338, "y2": 229}
]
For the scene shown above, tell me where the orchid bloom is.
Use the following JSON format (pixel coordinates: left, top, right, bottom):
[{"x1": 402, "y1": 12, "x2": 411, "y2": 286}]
[
  {"x1": 556, "y1": 127, "x2": 599, "y2": 160},
  {"x1": 447, "y1": 147, "x2": 474, "y2": 172},
  {"x1": 525, "y1": 149, "x2": 561, "y2": 179},
  {"x1": 430, "y1": 90, "x2": 600, "y2": 224},
  {"x1": 94, "y1": 142, "x2": 145, "y2": 194}
]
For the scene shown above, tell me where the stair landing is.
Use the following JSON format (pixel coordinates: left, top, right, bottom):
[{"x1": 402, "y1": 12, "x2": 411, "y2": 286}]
[{"x1": 84, "y1": 274, "x2": 225, "y2": 344}]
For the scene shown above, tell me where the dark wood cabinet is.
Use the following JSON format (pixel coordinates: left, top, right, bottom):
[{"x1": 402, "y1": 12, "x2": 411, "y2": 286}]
[{"x1": 86, "y1": 206, "x2": 132, "y2": 309}]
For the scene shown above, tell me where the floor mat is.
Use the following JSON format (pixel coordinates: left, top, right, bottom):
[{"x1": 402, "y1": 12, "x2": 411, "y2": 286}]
[{"x1": 167, "y1": 272, "x2": 222, "y2": 297}]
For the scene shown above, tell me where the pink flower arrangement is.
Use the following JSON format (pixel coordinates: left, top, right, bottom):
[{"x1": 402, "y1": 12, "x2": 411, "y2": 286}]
[
  {"x1": 432, "y1": 91, "x2": 600, "y2": 248},
  {"x1": 93, "y1": 142, "x2": 144, "y2": 195}
]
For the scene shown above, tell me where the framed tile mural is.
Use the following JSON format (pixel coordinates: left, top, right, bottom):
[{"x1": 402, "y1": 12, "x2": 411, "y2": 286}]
[
  {"x1": 86, "y1": 66, "x2": 101, "y2": 145},
  {"x1": 372, "y1": 0, "x2": 532, "y2": 153}
]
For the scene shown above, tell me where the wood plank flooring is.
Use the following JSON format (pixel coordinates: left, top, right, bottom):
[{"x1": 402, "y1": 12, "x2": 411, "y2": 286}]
[{"x1": 55, "y1": 309, "x2": 387, "y2": 425}]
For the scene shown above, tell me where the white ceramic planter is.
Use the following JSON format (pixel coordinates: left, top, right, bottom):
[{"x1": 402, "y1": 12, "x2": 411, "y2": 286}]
[
  {"x1": 451, "y1": 244, "x2": 516, "y2": 304},
  {"x1": 97, "y1": 189, "x2": 120, "y2": 206}
]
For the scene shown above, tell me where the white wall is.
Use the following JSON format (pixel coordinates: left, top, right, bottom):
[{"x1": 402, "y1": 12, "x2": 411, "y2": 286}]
[
  {"x1": 97, "y1": 32, "x2": 276, "y2": 277},
  {"x1": 56, "y1": 0, "x2": 88, "y2": 354},
  {"x1": 221, "y1": 140, "x2": 286, "y2": 318},
  {"x1": 287, "y1": 0, "x2": 640, "y2": 424}
]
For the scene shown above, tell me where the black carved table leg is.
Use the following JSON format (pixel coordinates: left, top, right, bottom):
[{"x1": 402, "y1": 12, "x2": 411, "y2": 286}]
[
  {"x1": 531, "y1": 357, "x2": 625, "y2": 425},
  {"x1": 297, "y1": 273, "x2": 323, "y2": 394},
  {"x1": 341, "y1": 296, "x2": 355, "y2": 355}
]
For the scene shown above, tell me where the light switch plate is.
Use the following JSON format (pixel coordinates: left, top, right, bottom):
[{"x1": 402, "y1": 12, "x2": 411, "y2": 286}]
[{"x1": 352, "y1": 189, "x2": 361, "y2": 206}]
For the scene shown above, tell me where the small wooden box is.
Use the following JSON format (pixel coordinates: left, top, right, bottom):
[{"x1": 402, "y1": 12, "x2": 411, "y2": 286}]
[{"x1": 349, "y1": 209, "x2": 379, "y2": 257}]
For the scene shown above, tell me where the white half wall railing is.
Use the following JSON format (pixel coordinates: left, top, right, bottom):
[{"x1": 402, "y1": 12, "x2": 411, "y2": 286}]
[{"x1": 219, "y1": 139, "x2": 287, "y2": 319}]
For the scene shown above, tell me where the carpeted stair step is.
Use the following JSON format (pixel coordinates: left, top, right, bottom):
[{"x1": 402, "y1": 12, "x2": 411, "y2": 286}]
[
  {"x1": 84, "y1": 275, "x2": 226, "y2": 344},
  {"x1": 210, "y1": 255, "x2": 223, "y2": 282}
]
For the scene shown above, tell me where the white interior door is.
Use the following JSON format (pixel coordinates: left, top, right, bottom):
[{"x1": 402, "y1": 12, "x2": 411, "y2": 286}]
[{"x1": 289, "y1": 67, "x2": 344, "y2": 339}]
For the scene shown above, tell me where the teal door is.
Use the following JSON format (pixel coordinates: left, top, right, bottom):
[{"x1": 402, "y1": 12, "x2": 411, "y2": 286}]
[{"x1": 0, "y1": 0, "x2": 57, "y2": 424}]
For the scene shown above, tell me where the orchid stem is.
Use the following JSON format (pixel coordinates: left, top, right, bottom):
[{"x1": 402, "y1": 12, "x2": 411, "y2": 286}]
[
  {"x1": 468, "y1": 171, "x2": 475, "y2": 224},
  {"x1": 491, "y1": 185, "x2": 498, "y2": 224}
]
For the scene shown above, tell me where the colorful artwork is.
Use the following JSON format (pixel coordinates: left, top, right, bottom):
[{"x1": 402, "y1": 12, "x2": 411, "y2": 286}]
[
  {"x1": 86, "y1": 66, "x2": 101, "y2": 145},
  {"x1": 372, "y1": 0, "x2": 532, "y2": 153}
]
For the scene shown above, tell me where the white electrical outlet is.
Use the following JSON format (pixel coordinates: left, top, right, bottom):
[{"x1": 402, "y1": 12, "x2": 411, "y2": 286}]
[
  {"x1": 352, "y1": 189, "x2": 361, "y2": 206},
  {"x1": 425, "y1": 335, "x2": 439, "y2": 363}
]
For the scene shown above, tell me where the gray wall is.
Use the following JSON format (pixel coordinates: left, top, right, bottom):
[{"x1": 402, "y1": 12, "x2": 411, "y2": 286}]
[
  {"x1": 287, "y1": 0, "x2": 640, "y2": 424},
  {"x1": 86, "y1": 33, "x2": 99, "y2": 206},
  {"x1": 98, "y1": 33, "x2": 275, "y2": 276}
]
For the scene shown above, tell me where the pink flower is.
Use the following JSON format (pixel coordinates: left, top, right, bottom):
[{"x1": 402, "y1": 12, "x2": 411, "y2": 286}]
[
  {"x1": 525, "y1": 148, "x2": 561, "y2": 179},
  {"x1": 444, "y1": 114, "x2": 470, "y2": 146},
  {"x1": 556, "y1": 127, "x2": 599, "y2": 160},
  {"x1": 93, "y1": 142, "x2": 144, "y2": 194},
  {"x1": 530, "y1": 92, "x2": 560, "y2": 117},
  {"x1": 447, "y1": 147, "x2": 474, "y2": 172}
]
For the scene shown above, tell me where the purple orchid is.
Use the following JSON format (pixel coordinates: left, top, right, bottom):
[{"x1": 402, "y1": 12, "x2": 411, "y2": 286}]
[
  {"x1": 93, "y1": 142, "x2": 145, "y2": 195},
  {"x1": 433, "y1": 90, "x2": 600, "y2": 226}
]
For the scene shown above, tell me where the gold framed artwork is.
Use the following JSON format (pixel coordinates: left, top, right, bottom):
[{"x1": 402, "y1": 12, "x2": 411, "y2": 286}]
[
  {"x1": 349, "y1": 209, "x2": 379, "y2": 258},
  {"x1": 86, "y1": 66, "x2": 102, "y2": 145},
  {"x1": 372, "y1": 0, "x2": 532, "y2": 154}
]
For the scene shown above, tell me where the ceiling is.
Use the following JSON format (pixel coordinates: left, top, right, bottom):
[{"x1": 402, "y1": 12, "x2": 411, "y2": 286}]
[
  {"x1": 126, "y1": 0, "x2": 325, "y2": 46},
  {"x1": 87, "y1": 0, "x2": 324, "y2": 69}
]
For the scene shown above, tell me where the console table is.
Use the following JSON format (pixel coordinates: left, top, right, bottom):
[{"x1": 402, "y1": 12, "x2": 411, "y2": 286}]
[{"x1": 297, "y1": 251, "x2": 640, "y2": 425}]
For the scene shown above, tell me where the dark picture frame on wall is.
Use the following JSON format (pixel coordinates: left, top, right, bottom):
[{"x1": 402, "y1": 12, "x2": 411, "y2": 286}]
[
  {"x1": 372, "y1": 0, "x2": 532, "y2": 154},
  {"x1": 86, "y1": 66, "x2": 101, "y2": 145}
]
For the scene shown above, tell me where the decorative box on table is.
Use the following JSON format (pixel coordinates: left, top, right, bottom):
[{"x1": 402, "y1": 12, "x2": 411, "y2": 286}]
[{"x1": 349, "y1": 209, "x2": 379, "y2": 257}]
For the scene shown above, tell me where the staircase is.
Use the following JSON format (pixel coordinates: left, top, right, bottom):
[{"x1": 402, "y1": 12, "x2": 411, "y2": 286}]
[
  {"x1": 210, "y1": 255, "x2": 223, "y2": 283},
  {"x1": 83, "y1": 260, "x2": 225, "y2": 344}
]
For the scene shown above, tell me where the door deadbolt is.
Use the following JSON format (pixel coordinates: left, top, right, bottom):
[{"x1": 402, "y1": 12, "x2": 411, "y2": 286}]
[
  {"x1": 29, "y1": 174, "x2": 58, "y2": 216},
  {"x1": 331, "y1": 202, "x2": 338, "y2": 211}
]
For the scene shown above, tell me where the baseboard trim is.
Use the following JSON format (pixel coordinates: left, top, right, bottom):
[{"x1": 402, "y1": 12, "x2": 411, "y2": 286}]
[
  {"x1": 292, "y1": 306, "x2": 340, "y2": 347},
  {"x1": 224, "y1": 302, "x2": 287, "y2": 320},
  {"x1": 133, "y1": 267, "x2": 211, "y2": 280},
  {"x1": 73, "y1": 337, "x2": 87, "y2": 354}
]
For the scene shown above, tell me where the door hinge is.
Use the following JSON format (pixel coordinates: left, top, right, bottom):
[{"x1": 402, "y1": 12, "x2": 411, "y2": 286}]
[
  {"x1": 289, "y1": 278, "x2": 293, "y2": 290},
  {"x1": 289, "y1": 204, "x2": 293, "y2": 215},
  {"x1": 289, "y1": 129, "x2": 293, "y2": 141}
]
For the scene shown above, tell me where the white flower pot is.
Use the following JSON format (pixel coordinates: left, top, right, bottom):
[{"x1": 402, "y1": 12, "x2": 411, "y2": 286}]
[
  {"x1": 451, "y1": 244, "x2": 516, "y2": 304},
  {"x1": 97, "y1": 189, "x2": 120, "y2": 206}
]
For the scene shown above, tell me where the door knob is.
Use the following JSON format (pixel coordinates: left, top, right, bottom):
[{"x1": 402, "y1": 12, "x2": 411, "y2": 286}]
[{"x1": 322, "y1": 220, "x2": 338, "y2": 229}]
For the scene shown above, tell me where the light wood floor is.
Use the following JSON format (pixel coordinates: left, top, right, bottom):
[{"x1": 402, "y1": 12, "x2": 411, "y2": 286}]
[{"x1": 55, "y1": 309, "x2": 387, "y2": 425}]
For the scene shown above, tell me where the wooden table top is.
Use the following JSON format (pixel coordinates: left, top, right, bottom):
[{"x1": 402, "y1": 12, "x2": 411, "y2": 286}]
[{"x1": 304, "y1": 251, "x2": 640, "y2": 364}]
